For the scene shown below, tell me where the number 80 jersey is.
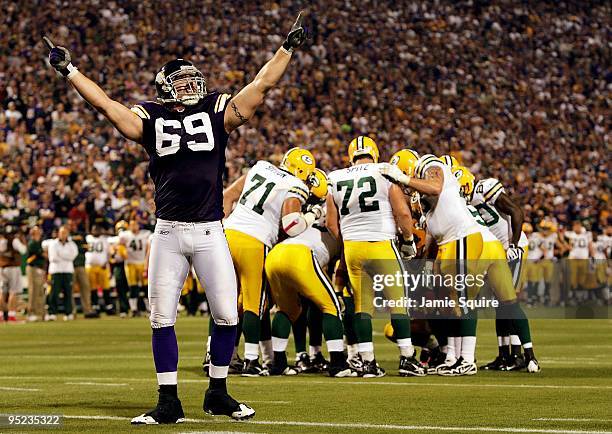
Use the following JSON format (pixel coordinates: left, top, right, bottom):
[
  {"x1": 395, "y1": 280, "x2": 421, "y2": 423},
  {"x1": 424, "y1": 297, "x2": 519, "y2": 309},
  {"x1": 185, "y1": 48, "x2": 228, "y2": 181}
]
[
  {"x1": 131, "y1": 92, "x2": 232, "y2": 223},
  {"x1": 328, "y1": 163, "x2": 397, "y2": 241},
  {"x1": 224, "y1": 161, "x2": 309, "y2": 248}
]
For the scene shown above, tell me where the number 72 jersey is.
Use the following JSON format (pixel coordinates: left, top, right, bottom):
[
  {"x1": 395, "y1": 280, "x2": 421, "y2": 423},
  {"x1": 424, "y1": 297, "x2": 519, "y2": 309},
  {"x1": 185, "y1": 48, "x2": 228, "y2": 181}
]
[
  {"x1": 224, "y1": 161, "x2": 309, "y2": 247},
  {"x1": 328, "y1": 163, "x2": 397, "y2": 241}
]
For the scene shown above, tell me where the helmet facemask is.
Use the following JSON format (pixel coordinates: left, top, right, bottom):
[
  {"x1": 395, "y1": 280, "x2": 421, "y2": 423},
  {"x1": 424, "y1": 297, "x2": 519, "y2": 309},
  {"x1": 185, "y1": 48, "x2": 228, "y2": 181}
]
[{"x1": 157, "y1": 66, "x2": 207, "y2": 106}]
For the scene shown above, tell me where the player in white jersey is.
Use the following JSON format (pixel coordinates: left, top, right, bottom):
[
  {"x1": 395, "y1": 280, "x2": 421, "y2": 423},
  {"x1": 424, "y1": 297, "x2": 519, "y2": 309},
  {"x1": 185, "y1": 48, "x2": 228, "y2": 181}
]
[
  {"x1": 382, "y1": 152, "x2": 540, "y2": 374},
  {"x1": 119, "y1": 220, "x2": 152, "y2": 316},
  {"x1": 86, "y1": 225, "x2": 113, "y2": 314},
  {"x1": 327, "y1": 136, "x2": 424, "y2": 378},
  {"x1": 565, "y1": 221, "x2": 593, "y2": 294},
  {"x1": 454, "y1": 166, "x2": 536, "y2": 372},
  {"x1": 223, "y1": 147, "x2": 321, "y2": 376},
  {"x1": 586, "y1": 230, "x2": 610, "y2": 299},
  {"x1": 265, "y1": 169, "x2": 354, "y2": 377}
]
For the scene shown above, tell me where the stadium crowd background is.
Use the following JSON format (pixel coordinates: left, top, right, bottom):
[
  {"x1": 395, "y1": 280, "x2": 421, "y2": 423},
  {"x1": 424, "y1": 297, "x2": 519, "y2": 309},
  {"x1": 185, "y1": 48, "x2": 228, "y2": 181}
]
[{"x1": 0, "y1": 1, "x2": 609, "y2": 317}]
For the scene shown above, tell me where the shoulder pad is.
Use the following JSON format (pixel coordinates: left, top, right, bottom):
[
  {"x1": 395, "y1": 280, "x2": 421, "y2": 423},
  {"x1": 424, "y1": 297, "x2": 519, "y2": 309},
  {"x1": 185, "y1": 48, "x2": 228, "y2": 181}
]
[
  {"x1": 213, "y1": 93, "x2": 232, "y2": 113},
  {"x1": 476, "y1": 178, "x2": 504, "y2": 204}
]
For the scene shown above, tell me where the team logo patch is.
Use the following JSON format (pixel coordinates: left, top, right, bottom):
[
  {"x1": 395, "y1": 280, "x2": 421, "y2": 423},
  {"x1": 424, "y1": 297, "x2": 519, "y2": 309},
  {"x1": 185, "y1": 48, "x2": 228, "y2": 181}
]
[
  {"x1": 309, "y1": 173, "x2": 320, "y2": 187},
  {"x1": 454, "y1": 169, "x2": 464, "y2": 179},
  {"x1": 301, "y1": 155, "x2": 313, "y2": 165},
  {"x1": 390, "y1": 155, "x2": 400, "y2": 165},
  {"x1": 158, "y1": 230, "x2": 170, "y2": 235}
]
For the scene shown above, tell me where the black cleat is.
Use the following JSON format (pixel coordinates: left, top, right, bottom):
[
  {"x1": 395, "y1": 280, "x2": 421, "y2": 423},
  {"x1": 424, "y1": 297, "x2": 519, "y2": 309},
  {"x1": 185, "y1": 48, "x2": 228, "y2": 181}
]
[
  {"x1": 361, "y1": 359, "x2": 386, "y2": 378},
  {"x1": 311, "y1": 352, "x2": 330, "y2": 372},
  {"x1": 503, "y1": 353, "x2": 526, "y2": 371},
  {"x1": 241, "y1": 359, "x2": 269, "y2": 377},
  {"x1": 399, "y1": 355, "x2": 427, "y2": 377},
  {"x1": 481, "y1": 356, "x2": 507, "y2": 371},
  {"x1": 131, "y1": 393, "x2": 185, "y2": 424},
  {"x1": 228, "y1": 354, "x2": 244, "y2": 375},
  {"x1": 295, "y1": 352, "x2": 313, "y2": 373},
  {"x1": 203, "y1": 389, "x2": 255, "y2": 420}
]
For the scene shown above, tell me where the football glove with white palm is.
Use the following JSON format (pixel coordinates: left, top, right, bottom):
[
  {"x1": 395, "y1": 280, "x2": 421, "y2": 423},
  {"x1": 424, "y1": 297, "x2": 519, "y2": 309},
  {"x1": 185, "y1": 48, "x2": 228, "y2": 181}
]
[
  {"x1": 506, "y1": 245, "x2": 524, "y2": 262},
  {"x1": 43, "y1": 36, "x2": 78, "y2": 78}
]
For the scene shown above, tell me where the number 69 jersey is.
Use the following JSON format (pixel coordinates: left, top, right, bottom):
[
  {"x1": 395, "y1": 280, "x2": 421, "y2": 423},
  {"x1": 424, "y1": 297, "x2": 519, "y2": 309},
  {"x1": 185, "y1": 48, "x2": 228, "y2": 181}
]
[
  {"x1": 328, "y1": 163, "x2": 397, "y2": 241},
  {"x1": 224, "y1": 161, "x2": 309, "y2": 248},
  {"x1": 131, "y1": 92, "x2": 232, "y2": 223}
]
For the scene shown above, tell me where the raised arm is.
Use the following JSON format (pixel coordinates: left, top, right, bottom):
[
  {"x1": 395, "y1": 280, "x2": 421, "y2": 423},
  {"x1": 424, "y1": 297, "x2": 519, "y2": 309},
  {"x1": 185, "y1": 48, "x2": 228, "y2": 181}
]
[
  {"x1": 224, "y1": 12, "x2": 307, "y2": 133},
  {"x1": 44, "y1": 37, "x2": 143, "y2": 143}
]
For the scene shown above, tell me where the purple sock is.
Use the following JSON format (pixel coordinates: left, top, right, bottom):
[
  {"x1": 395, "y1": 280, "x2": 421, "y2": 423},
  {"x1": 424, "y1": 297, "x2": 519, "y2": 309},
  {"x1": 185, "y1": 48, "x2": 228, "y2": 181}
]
[
  {"x1": 152, "y1": 326, "x2": 178, "y2": 378},
  {"x1": 210, "y1": 323, "x2": 237, "y2": 376}
]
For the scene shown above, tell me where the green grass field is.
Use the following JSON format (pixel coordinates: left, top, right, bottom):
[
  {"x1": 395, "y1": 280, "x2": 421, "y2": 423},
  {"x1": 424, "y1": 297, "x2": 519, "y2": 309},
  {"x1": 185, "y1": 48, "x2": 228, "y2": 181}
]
[{"x1": 1, "y1": 316, "x2": 611, "y2": 434}]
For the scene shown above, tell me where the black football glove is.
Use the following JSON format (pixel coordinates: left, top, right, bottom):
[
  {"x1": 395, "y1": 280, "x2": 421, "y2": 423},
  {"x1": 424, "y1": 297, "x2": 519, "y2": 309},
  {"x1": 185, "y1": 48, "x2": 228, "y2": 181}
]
[
  {"x1": 398, "y1": 235, "x2": 417, "y2": 259},
  {"x1": 43, "y1": 36, "x2": 78, "y2": 78},
  {"x1": 282, "y1": 11, "x2": 307, "y2": 52}
]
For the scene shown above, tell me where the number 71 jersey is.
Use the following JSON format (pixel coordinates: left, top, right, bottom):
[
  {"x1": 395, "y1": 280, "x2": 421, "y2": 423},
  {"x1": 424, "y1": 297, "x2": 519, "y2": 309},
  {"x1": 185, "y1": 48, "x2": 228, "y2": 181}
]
[
  {"x1": 224, "y1": 161, "x2": 309, "y2": 247},
  {"x1": 131, "y1": 92, "x2": 232, "y2": 223},
  {"x1": 328, "y1": 163, "x2": 397, "y2": 241}
]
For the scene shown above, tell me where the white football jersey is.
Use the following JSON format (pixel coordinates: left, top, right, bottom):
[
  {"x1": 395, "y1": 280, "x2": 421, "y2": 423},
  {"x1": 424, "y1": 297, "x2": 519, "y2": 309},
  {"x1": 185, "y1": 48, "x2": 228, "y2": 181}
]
[
  {"x1": 119, "y1": 229, "x2": 151, "y2": 263},
  {"x1": 565, "y1": 229, "x2": 592, "y2": 259},
  {"x1": 328, "y1": 163, "x2": 397, "y2": 241},
  {"x1": 539, "y1": 233, "x2": 558, "y2": 259},
  {"x1": 469, "y1": 178, "x2": 526, "y2": 250},
  {"x1": 592, "y1": 235, "x2": 611, "y2": 259},
  {"x1": 415, "y1": 155, "x2": 480, "y2": 245},
  {"x1": 526, "y1": 232, "x2": 543, "y2": 260},
  {"x1": 225, "y1": 160, "x2": 309, "y2": 247},
  {"x1": 85, "y1": 235, "x2": 110, "y2": 267}
]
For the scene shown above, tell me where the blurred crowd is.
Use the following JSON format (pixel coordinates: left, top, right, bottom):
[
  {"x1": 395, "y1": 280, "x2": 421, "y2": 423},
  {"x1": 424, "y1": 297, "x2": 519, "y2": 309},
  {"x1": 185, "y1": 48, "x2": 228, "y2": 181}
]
[{"x1": 0, "y1": 1, "x2": 609, "y2": 243}]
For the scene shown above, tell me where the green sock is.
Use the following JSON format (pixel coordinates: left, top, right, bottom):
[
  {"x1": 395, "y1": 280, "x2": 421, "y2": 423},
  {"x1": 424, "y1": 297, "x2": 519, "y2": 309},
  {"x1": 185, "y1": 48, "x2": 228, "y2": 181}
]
[
  {"x1": 272, "y1": 311, "x2": 292, "y2": 339},
  {"x1": 243, "y1": 311, "x2": 261, "y2": 344},
  {"x1": 502, "y1": 302, "x2": 532, "y2": 345},
  {"x1": 342, "y1": 296, "x2": 358, "y2": 345},
  {"x1": 460, "y1": 310, "x2": 478, "y2": 336},
  {"x1": 353, "y1": 313, "x2": 373, "y2": 343},
  {"x1": 390, "y1": 313, "x2": 411, "y2": 339},
  {"x1": 292, "y1": 308, "x2": 307, "y2": 354},
  {"x1": 322, "y1": 313, "x2": 344, "y2": 341}
]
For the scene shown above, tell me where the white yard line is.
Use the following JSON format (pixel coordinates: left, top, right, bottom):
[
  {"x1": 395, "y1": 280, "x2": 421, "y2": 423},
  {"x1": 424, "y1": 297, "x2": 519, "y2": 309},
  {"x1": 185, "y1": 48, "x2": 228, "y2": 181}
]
[
  {"x1": 0, "y1": 386, "x2": 40, "y2": 391},
  {"x1": 65, "y1": 382, "x2": 128, "y2": 387},
  {"x1": 534, "y1": 419, "x2": 612, "y2": 423},
  {"x1": 61, "y1": 415, "x2": 612, "y2": 434}
]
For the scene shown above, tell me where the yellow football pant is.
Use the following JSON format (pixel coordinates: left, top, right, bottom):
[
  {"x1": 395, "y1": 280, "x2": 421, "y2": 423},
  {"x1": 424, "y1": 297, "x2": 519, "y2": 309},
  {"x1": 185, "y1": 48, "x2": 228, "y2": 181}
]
[
  {"x1": 437, "y1": 232, "x2": 517, "y2": 303},
  {"x1": 266, "y1": 244, "x2": 341, "y2": 322},
  {"x1": 124, "y1": 263, "x2": 145, "y2": 287},
  {"x1": 86, "y1": 265, "x2": 110, "y2": 290},
  {"x1": 540, "y1": 259, "x2": 555, "y2": 283},
  {"x1": 569, "y1": 259, "x2": 589, "y2": 289},
  {"x1": 343, "y1": 239, "x2": 406, "y2": 315},
  {"x1": 226, "y1": 229, "x2": 268, "y2": 317}
]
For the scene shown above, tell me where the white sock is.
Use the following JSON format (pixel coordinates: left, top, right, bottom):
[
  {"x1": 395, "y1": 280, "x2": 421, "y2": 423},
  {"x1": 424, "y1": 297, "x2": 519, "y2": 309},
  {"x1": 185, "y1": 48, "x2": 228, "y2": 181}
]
[
  {"x1": 446, "y1": 338, "x2": 456, "y2": 363},
  {"x1": 358, "y1": 342, "x2": 375, "y2": 362},
  {"x1": 454, "y1": 336, "x2": 463, "y2": 359},
  {"x1": 209, "y1": 364, "x2": 228, "y2": 379},
  {"x1": 157, "y1": 371, "x2": 177, "y2": 385},
  {"x1": 206, "y1": 335, "x2": 211, "y2": 353},
  {"x1": 347, "y1": 344, "x2": 359, "y2": 359},
  {"x1": 510, "y1": 335, "x2": 521, "y2": 346},
  {"x1": 523, "y1": 342, "x2": 533, "y2": 349},
  {"x1": 260, "y1": 339, "x2": 273, "y2": 365},
  {"x1": 497, "y1": 336, "x2": 503, "y2": 346},
  {"x1": 244, "y1": 342, "x2": 259, "y2": 361},
  {"x1": 461, "y1": 336, "x2": 477, "y2": 363},
  {"x1": 271, "y1": 337, "x2": 288, "y2": 352},
  {"x1": 128, "y1": 298, "x2": 138, "y2": 311},
  {"x1": 326, "y1": 339, "x2": 344, "y2": 353},
  {"x1": 502, "y1": 336, "x2": 511, "y2": 346},
  {"x1": 396, "y1": 337, "x2": 414, "y2": 357},
  {"x1": 309, "y1": 345, "x2": 322, "y2": 358}
]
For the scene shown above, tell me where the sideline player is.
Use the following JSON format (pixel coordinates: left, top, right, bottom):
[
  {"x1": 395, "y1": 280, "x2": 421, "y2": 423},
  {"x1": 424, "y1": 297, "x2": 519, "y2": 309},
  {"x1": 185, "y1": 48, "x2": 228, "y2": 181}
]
[{"x1": 45, "y1": 11, "x2": 307, "y2": 423}]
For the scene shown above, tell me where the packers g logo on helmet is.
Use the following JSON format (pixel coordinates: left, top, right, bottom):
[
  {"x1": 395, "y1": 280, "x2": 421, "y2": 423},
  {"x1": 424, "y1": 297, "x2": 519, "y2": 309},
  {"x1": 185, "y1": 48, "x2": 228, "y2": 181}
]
[
  {"x1": 439, "y1": 154, "x2": 459, "y2": 169},
  {"x1": 390, "y1": 149, "x2": 420, "y2": 176},
  {"x1": 453, "y1": 166, "x2": 475, "y2": 200},
  {"x1": 115, "y1": 220, "x2": 128, "y2": 233},
  {"x1": 280, "y1": 147, "x2": 316, "y2": 181},
  {"x1": 307, "y1": 168, "x2": 329, "y2": 201},
  {"x1": 348, "y1": 136, "x2": 379, "y2": 164}
]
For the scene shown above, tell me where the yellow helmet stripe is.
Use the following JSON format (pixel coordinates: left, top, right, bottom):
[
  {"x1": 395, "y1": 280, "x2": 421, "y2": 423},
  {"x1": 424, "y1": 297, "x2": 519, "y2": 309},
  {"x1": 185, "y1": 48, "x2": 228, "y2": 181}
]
[{"x1": 483, "y1": 182, "x2": 504, "y2": 202}]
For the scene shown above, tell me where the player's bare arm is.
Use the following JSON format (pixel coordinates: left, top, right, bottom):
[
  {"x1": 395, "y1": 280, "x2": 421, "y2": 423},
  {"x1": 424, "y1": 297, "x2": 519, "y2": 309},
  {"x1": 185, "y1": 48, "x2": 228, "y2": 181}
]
[
  {"x1": 325, "y1": 192, "x2": 341, "y2": 240},
  {"x1": 224, "y1": 12, "x2": 306, "y2": 132},
  {"x1": 380, "y1": 163, "x2": 443, "y2": 196},
  {"x1": 43, "y1": 37, "x2": 143, "y2": 143},
  {"x1": 223, "y1": 175, "x2": 247, "y2": 218},
  {"x1": 389, "y1": 184, "x2": 414, "y2": 238},
  {"x1": 495, "y1": 192, "x2": 524, "y2": 246}
]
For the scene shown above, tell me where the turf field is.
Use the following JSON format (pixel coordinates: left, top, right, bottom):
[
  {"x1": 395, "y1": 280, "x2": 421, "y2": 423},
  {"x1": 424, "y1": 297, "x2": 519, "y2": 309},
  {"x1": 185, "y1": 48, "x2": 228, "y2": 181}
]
[{"x1": 1, "y1": 316, "x2": 611, "y2": 434}]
